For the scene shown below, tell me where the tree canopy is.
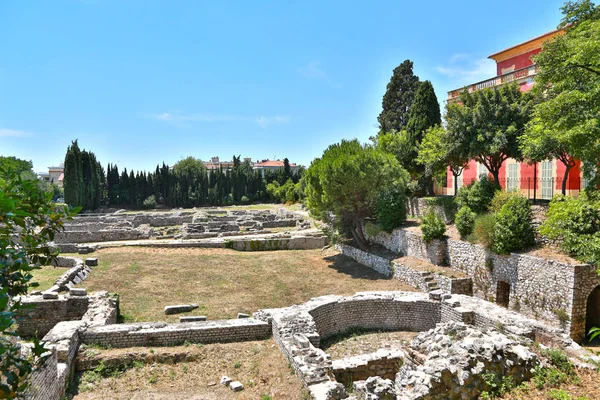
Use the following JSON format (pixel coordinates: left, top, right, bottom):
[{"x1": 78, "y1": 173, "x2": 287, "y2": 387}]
[
  {"x1": 305, "y1": 139, "x2": 408, "y2": 249},
  {"x1": 0, "y1": 156, "x2": 34, "y2": 180},
  {"x1": 406, "y1": 80, "x2": 441, "y2": 140},
  {"x1": 446, "y1": 84, "x2": 532, "y2": 185},
  {"x1": 377, "y1": 60, "x2": 420, "y2": 133},
  {"x1": 526, "y1": 0, "x2": 600, "y2": 182}
]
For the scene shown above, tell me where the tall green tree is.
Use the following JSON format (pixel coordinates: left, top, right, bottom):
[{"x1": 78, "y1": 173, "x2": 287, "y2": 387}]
[
  {"x1": 446, "y1": 84, "x2": 532, "y2": 185},
  {"x1": 406, "y1": 80, "x2": 441, "y2": 140},
  {"x1": 63, "y1": 140, "x2": 83, "y2": 207},
  {"x1": 0, "y1": 156, "x2": 34, "y2": 180},
  {"x1": 377, "y1": 60, "x2": 420, "y2": 133},
  {"x1": 305, "y1": 139, "x2": 409, "y2": 250},
  {"x1": 417, "y1": 125, "x2": 470, "y2": 196},
  {"x1": 526, "y1": 0, "x2": 600, "y2": 183}
]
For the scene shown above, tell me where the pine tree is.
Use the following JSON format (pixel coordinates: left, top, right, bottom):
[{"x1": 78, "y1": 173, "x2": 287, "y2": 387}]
[{"x1": 63, "y1": 140, "x2": 83, "y2": 207}]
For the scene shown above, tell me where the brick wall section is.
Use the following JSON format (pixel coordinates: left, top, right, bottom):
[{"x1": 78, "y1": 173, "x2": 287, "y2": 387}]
[
  {"x1": 80, "y1": 319, "x2": 271, "y2": 348},
  {"x1": 335, "y1": 244, "x2": 392, "y2": 277},
  {"x1": 233, "y1": 235, "x2": 327, "y2": 251},
  {"x1": 434, "y1": 275, "x2": 473, "y2": 295},
  {"x1": 16, "y1": 295, "x2": 89, "y2": 337},
  {"x1": 332, "y1": 349, "x2": 406, "y2": 383},
  {"x1": 24, "y1": 350, "x2": 67, "y2": 400}
]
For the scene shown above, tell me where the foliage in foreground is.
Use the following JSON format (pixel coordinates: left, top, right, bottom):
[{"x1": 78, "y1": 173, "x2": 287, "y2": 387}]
[
  {"x1": 540, "y1": 193, "x2": 600, "y2": 266},
  {"x1": 0, "y1": 173, "x2": 76, "y2": 397},
  {"x1": 305, "y1": 139, "x2": 408, "y2": 249}
]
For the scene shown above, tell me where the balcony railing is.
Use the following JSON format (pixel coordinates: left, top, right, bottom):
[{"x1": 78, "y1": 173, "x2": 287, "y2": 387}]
[{"x1": 448, "y1": 64, "x2": 538, "y2": 101}]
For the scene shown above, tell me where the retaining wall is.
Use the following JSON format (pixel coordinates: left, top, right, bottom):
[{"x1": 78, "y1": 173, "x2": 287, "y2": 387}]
[{"x1": 16, "y1": 295, "x2": 89, "y2": 337}]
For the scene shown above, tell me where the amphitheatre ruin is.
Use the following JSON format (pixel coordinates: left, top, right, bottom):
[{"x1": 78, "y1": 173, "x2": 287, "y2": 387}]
[{"x1": 17, "y1": 201, "x2": 600, "y2": 399}]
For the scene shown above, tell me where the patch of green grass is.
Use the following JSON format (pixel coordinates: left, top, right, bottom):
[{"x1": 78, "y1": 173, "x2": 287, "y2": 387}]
[{"x1": 29, "y1": 265, "x2": 65, "y2": 292}]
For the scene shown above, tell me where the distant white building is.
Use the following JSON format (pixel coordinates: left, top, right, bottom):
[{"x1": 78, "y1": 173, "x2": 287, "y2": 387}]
[{"x1": 38, "y1": 164, "x2": 64, "y2": 187}]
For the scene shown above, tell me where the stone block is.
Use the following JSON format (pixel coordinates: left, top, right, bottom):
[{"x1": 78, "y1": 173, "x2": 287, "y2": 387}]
[
  {"x1": 229, "y1": 381, "x2": 244, "y2": 392},
  {"x1": 179, "y1": 316, "x2": 206, "y2": 322},
  {"x1": 237, "y1": 313, "x2": 250, "y2": 319},
  {"x1": 69, "y1": 288, "x2": 87, "y2": 297},
  {"x1": 85, "y1": 258, "x2": 98, "y2": 267},
  {"x1": 43, "y1": 292, "x2": 59, "y2": 300},
  {"x1": 164, "y1": 304, "x2": 199, "y2": 315},
  {"x1": 220, "y1": 376, "x2": 232, "y2": 386}
]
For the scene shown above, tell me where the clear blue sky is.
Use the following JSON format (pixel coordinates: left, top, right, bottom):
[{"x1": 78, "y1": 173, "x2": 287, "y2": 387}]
[{"x1": 0, "y1": 0, "x2": 565, "y2": 173}]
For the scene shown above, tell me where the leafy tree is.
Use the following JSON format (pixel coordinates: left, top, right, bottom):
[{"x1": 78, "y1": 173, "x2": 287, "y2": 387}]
[
  {"x1": 417, "y1": 125, "x2": 470, "y2": 196},
  {"x1": 527, "y1": 0, "x2": 600, "y2": 183},
  {"x1": 376, "y1": 129, "x2": 416, "y2": 170},
  {"x1": 446, "y1": 84, "x2": 532, "y2": 185},
  {"x1": 0, "y1": 173, "x2": 77, "y2": 397},
  {"x1": 172, "y1": 156, "x2": 206, "y2": 176},
  {"x1": 305, "y1": 139, "x2": 408, "y2": 250},
  {"x1": 0, "y1": 156, "x2": 34, "y2": 180},
  {"x1": 378, "y1": 60, "x2": 420, "y2": 133}
]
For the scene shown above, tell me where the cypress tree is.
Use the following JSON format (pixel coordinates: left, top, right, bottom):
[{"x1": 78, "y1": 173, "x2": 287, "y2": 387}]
[
  {"x1": 378, "y1": 60, "x2": 421, "y2": 133},
  {"x1": 406, "y1": 80, "x2": 441, "y2": 142},
  {"x1": 63, "y1": 140, "x2": 83, "y2": 207}
]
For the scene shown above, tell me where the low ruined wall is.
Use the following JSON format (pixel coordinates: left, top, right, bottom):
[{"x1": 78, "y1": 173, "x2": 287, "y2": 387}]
[
  {"x1": 406, "y1": 197, "x2": 454, "y2": 223},
  {"x1": 366, "y1": 228, "x2": 447, "y2": 265},
  {"x1": 391, "y1": 260, "x2": 430, "y2": 292},
  {"x1": 24, "y1": 349, "x2": 67, "y2": 400},
  {"x1": 335, "y1": 244, "x2": 392, "y2": 277},
  {"x1": 16, "y1": 295, "x2": 89, "y2": 338},
  {"x1": 434, "y1": 274, "x2": 472, "y2": 295},
  {"x1": 80, "y1": 319, "x2": 271, "y2": 348},
  {"x1": 233, "y1": 235, "x2": 327, "y2": 251},
  {"x1": 54, "y1": 229, "x2": 148, "y2": 244},
  {"x1": 332, "y1": 349, "x2": 405, "y2": 383}
]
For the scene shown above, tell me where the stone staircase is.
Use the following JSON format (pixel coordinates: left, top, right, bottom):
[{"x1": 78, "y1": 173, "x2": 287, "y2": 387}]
[{"x1": 420, "y1": 271, "x2": 440, "y2": 292}]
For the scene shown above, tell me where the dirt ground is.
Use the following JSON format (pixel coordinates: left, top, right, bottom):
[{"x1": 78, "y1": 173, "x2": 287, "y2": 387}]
[
  {"x1": 70, "y1": 339, "x2": 308, "y2": 400},
  {"x1": 77, "y1": 247, "x2": 415, "y2": 322}
]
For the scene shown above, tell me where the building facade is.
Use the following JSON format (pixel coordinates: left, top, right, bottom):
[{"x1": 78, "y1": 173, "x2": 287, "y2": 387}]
[
  {"x1": 38, "y1": 164, "x2": 64, "y2": 187},
  {"x1": 441, "y1": 28, "x2": 588, "y2": 199}
]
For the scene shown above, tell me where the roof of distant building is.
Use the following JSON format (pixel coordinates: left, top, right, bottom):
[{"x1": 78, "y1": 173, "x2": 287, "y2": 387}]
[
  {"x1": 254, "y1": 160, "x2": 297, "y2": 167},
  {"x1": 488, "y1": 28, "x2": 565, "y2": 62}
]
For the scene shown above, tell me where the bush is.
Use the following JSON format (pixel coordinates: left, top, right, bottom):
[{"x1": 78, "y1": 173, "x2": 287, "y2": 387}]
[
  {"x1": 455, "y1": 206, "x2": 476, "y2": 239},
  {"x1": 241, "y1": 195, "x2": 250, "y2": 204},
  {"x1": 492, "y1": 194, "x2": 535, "y2": 254},
  {"x1": 376, "y1": 188, "x2": 406, "y2": 231},
  {"x1": 489, "y1": 190, "x2": 518, "y2": 213},
  {"x1": 540, "y1": 193, "x2": 600, "y2": 266},
  {"x1": 364, "y1": 221, "x2": 383, "y2": 237},
  {"x1": 470, "y1": 213, "x2": 496, "y2": 248},
  {"x1": 456, "y1": 175, "x2": 498, "y2": 214},
  {"x1": 143, "y1": 195, "x2": 156, "y2": 209},
  {"x1": 421, "y1": 210, "x2": 446, "y2": 242},
  {"x1": 425, "y1": 196, "x2": 458, "y2": 222}
]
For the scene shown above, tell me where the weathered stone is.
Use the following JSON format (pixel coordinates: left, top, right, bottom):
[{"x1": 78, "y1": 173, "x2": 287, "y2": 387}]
[
  {"x1": 179, "y1": 316, "x2": 206, "y2": 322},
  {"x1": 229, "y1": 381, "x2": 244, "y2": 392},
  {"x1": 164, "y1": 304, "x2": 199, "y2": 315},
  {"x1": 43, "y1": 292, "x2": 59, "y2": 300},
  {"x1": 220, "y1": 376, "x2": 232, "y2": 386},
  {"x1": 69, "y1": 288, "x2": 87, "y2": 297},
  {"x1": 85, "y1": 258, "x2": 98, "y2": 267},
  {"x1": 237, "y1": 313, "x2": 250, "y2": 319}
]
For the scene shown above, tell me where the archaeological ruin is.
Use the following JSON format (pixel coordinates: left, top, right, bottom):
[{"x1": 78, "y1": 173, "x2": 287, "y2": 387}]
[{"x1": 15, "y1": 205, "x2": 600, "y2": 399}]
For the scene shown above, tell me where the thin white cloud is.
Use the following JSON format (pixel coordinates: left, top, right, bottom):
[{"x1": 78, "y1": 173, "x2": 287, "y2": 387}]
[
  {"x1": 436, "y1": 55, "x2": 496, "y2": 82},
  {"x1": 0, "y1": 128, "x2": 33, "y2": 137},
  {"x1": 298, "y1": 61, "x2": 342, "y2": 89},
  {"x1": 153, "y1": 112, "x2": 290, "y2": 129}
]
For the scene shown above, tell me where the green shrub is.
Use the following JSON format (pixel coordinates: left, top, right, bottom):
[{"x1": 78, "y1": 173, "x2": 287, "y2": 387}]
[
  {"x1": 470, "y1": 213, "x2": 496, "y2": 248},
  {"x1": 455, "y1": 206, "x2": 476, "y2": 239},
  {"x1": 425, "y1": 196, "x2": 458, "y2": 222},
  {"x1": 364, "y1": 221, "x2": 383, "y2": 237},
  {"x1": 241, "y1": 195, "x2": 250, "y2": 204},
  {"x1": 143, "y1": 195, "x2": 157, "y2": 209},
  {"x1": 421, "y1": 210, "x2": 446, "y2": 242},
  {"x1": 456, "y1": 175, "x2": 498, "y2": 214},
  {"x1": 376, "y1": 188, "x2": 407, "y2": 231},
  {"x1": 489, "y1": 190, "x2": 519, "y2": 213},
  {"x1": 540, "y1": 193, "x2": 600, "y2": 266},
  {"x1": 492, "y1": 194, "x2": 535, "y2": 254}
]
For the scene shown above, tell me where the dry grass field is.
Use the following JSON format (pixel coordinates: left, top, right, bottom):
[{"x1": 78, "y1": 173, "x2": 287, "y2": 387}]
[
  {"x1": 71, "y1": 339, "x2": 308, "y2": 400},
  {"x1": 77, "y1": 247, "x2": 414, "y2": 323}
]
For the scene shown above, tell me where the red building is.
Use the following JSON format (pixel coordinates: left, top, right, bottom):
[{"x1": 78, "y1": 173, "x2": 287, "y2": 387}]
[{"x1": 441, "y1": 28, "x2": 588, "y2": 199}]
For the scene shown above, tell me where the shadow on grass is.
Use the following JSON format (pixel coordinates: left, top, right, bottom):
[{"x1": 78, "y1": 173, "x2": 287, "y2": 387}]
[{"x1": 323, "y1": 254, "x2": 390, "y2": 281}]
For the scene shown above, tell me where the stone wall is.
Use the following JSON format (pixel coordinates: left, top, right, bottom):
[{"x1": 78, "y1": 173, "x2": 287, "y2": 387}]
[
  {"x1": 24, "y1": 349, "x2": 67, "y2": 400},
  {"x1": 366, "y1": 225, "x2": 599, "y2": 342},
  {"x1": 233, "y1": 235, "x2": 328, "y2": 251},
  {"x1": 433, "y1": 274, "x2": 473, "y2": 295},
  {"x1": 80, "y1": 318, "x2": 271, "y2": 348},
  {"x1": 54, "y1": 228, "x2": 149, "y2": 244},
  {"x1": 406, "y1": 197, "x2": 454, "y2": 223},
  {"x1": 332, "y1": 349, "x2": 405, "y2": 383},
  {"x1": 335, "y1": 244, "x2": 392, "y2": 277},
  {"x1": 16, "y1": 294, "x2": 89, "y2": 337}
]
